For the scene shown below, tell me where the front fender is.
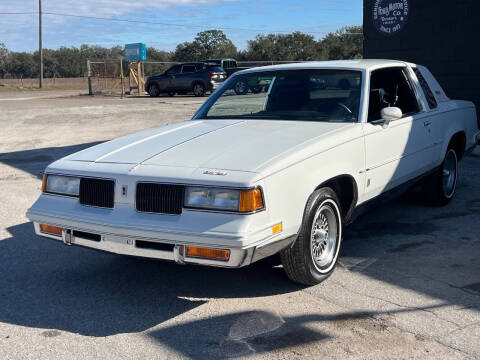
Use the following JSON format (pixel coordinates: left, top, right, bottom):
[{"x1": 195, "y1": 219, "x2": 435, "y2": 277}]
[{"x1": 262, "y1": 137, "x2": 365, "y2": 238}]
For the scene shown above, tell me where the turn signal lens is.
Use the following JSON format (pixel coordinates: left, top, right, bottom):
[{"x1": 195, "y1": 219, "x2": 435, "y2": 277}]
[
  {"x1": 185, "y1": 246, "x2": 230, "y2": 261},
  {"x1": 41, "y1": 174, "x2": 47, "y2": 192},
  {"x1": 239, "y1": 188, "x2": 264, "y2": 213},
  {"x1": 40, "y1": 224, "x2": 63, "y2": 236}
]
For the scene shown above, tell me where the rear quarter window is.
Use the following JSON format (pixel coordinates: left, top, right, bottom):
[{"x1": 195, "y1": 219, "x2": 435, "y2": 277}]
[{"x1": 413, "y1": 67, "x2": 438, "y2": 109}]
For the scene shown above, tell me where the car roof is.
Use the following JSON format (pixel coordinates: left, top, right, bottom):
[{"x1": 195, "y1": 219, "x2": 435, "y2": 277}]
[
  {"x1": 205, "y1": 58, "x2": 236, "y2": 62},
  {"x1": 237, "y1": 59, "x2": 416, "y2": 74},
  {"x1": 179, "y1": 62, "x2": 205, "y2": 66}
]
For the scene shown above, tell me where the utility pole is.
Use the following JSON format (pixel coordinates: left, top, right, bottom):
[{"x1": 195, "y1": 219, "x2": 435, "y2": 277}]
[{"x1": 39, "y1": 0, "x2": 43, "y2": 88}]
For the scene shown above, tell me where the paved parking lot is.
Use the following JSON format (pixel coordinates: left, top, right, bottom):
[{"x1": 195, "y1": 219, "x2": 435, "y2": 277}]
[{"x1": 0, "y1": 91, "x2": 479, "y2": 359}]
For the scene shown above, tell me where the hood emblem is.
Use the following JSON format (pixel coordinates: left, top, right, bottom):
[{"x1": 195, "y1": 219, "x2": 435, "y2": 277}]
[{"x1": 203, "y1": 170, "x2": 228, "y2": 176}]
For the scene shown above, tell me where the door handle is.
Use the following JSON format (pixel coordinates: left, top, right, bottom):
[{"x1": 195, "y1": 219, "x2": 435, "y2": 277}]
[{"x1": 424, "y1": 120, "x2": 431, "y2": 126}]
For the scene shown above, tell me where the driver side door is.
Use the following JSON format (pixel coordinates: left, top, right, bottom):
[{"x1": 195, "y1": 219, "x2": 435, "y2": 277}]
[
  {"x1": 164, "y1": 65, "x2": 181, "y2": 91},
  {"x1": 362, "y1": 67, "x2": 434, "y2": 201}
]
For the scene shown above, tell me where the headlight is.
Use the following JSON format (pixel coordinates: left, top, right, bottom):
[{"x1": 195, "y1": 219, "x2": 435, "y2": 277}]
[
  {"x1": 42, "y1": 174, "x2": 80, "y2": 197},
  {"x1": 184, "y1": 186, "x2": 264, "y2": 213}
]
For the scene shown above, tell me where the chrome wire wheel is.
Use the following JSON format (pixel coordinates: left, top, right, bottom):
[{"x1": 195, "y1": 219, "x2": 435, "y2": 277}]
[
  {"x1": 310, "y1": 200, "x2": 340, "y2": 273},
  {"x1": 442, "y1": 149, "x2": 457, "y2": 198}
]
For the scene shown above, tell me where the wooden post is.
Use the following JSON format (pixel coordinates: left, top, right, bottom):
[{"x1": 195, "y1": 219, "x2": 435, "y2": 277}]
[
  {"x1": 38, "y1": 0, "x2": 43, "y2": 88},
  {"x1": 87, "y1": 60, "x2": 93, "y2": 95},
  {"x1": 104, "y1": 61, "x2": 107, "y2": 92},
  {"x1": 137, "y1": 61, "x2": 142, "y2": 95},
  {"x1": 120, "y1": 57, "x2": 125, "y2": 98}
]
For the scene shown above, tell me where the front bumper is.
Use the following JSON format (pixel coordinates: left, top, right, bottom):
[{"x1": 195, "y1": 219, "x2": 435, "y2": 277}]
[
  {"x1": 210, "y1": 81, "x2": 224, "y2": 90},
  {"x1": 31, "y1": 222, "x2": 295, "y2": 268},
  {"x1": 27, "y1": 203, "x2": 296, "y2": 268}
]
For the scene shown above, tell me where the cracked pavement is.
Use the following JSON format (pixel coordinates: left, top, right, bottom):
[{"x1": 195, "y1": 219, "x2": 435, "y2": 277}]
[{"x1": 0, "y1": 92, "x2": 479, "y2": 359}]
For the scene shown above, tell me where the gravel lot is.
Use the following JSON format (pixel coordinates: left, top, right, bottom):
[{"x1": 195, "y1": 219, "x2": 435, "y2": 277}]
[{"x1": 0, "y1": 91, "x2": 479, "y2": 359}]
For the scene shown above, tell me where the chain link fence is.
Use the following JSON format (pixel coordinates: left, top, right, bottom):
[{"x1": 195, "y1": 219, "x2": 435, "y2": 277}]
[{"x1": 86, "y1": 60, "x2": 316, "y2": 96}]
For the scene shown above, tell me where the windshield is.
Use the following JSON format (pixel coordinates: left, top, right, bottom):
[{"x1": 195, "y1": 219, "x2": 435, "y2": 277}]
[{"x1": 194, "y1": 69, "x2": 362, "y2": 122}]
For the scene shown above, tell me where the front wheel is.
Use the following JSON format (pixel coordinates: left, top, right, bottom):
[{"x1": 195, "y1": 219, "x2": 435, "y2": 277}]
[
  {"x1": 148, "y1": 84, "x2": 160, "y2": 97},
  {"x1": 281, "y1": 187, "x2": 343, "y2": 285}
]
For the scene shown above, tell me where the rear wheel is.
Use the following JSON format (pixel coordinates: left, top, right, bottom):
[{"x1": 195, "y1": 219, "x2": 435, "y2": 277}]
[
  {"x1": 234, "y1": 80, "x2": 248, "y2": 95},
  {"x1": 281, "y1": 187, "x2": 342, "y2": 285},
  {"x1": 148, "y1": 84, "x2": 160, "y2": 97},
  {"x1": 193, "y1": 83, "x2": 206, "y2": 97},
  {"x1": 425, "y1": 147, "x2": 458, "y2": 205}
]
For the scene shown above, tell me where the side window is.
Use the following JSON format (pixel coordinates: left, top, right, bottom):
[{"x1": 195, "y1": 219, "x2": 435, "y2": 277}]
[
  {"x1": 368, "y1": 67, "x2": 421, "y2": 122},
  {"x1": 413, "y1": 67, "x2": 438, "y2": 109},
  {"x1": 166, "y1": 65, "x2": 181, "y2": 75},
  {"x1": 181, "y1": 65, "x2": 196, "y2": 73}
]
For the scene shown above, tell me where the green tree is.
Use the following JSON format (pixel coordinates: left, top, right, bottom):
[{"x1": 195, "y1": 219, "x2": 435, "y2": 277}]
[
  {"x1": 0, "y1": 43, "x2": 8, "y2": 77},
  {"x1": 0, "y1": 25, "x2": 363, "y2": 79},
  {"x1": 173, "y1": 30, "x2": 237, "y2": 61},
  {"x1": 173, "y1": 41, "x2": 202, "y2": 61},
  {"x1": 147, "y1": 47, "x2": 172, "y2": 62},
  {"x1": 5, "y1": 52, "x2": 36, "y2": 78},
  {"x1": 321, "y1": 26, "x2": 363, "y2": 60},
  {"x1": 194, "y1": 30, "x2": 237, "y2": 59},
  {"x1": 245, "y1": 31, "x2": 324, "y2": 61}
]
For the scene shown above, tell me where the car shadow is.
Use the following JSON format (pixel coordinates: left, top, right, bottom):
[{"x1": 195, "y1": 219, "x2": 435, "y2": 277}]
[
  {"x1": 0, "y1": 222, "x2": 301, "y2": 337},
  {"x1": 0, "y1": 142, "x2": 104, "y2": 179},
  {"x1": 340, "y1": 155, "x2": 480, "y2": 312}
]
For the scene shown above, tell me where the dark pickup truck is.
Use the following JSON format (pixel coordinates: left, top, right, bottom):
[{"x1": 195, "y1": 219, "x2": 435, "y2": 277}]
[
  {"x1": 204, "y1": 58, "x2": 251, "y2": 77},
  {"x1": 205, "y1": 59, "x2": 271, "y2": 95},
  {"x1": 145, "y1": 62, "x2": 226, "y2": 97}
]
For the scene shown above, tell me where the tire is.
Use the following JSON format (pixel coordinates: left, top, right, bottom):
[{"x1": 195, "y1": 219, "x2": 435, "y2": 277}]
[
  {"x1": 168, "y1": 92, "x2": 175, "y2": 97},
  {"x1": 148, "y1": 84, "x2": 160, "y2": 97},
  {"x1": 424, "y1": 147, "x2": 458, "y2": 206},
  {"x1": 193, "y1": 83, "x2": 206, "y2": 97},
  {"x1": 234, "y1": 80, "x2": 248, "y2": 95},
  {"x1": 280, "y1": 187, "x2": 343, "y2": 285}
]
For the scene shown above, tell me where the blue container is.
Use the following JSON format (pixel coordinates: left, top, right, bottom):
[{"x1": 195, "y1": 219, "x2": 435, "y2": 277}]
[{"x1": 124, "y1": 43, "x2": 147, "y2": 61}]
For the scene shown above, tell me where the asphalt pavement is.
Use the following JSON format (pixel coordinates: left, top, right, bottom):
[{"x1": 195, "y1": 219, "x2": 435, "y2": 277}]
[{"x1": 0, "y1": 92, "x2": 478, "y2": 359}]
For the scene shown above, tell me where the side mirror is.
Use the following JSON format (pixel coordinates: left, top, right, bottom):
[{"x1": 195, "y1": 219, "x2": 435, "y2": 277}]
[{"x1": 381, "y1": 107, "x2": 402, "y2": 124}]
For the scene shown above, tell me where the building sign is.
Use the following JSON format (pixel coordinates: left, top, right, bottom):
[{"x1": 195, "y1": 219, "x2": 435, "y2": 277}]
[
  {"x1": 373, "y1": 0, "x2": 409, "y2": 36},
  {"x1": 125, "y1": 43, "x2": 147, "y2": 61}
]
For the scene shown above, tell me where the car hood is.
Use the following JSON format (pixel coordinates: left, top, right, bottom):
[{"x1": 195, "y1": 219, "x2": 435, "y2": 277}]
[{"x1": 63, "y1": 119, "x2": 354, "y2": 173}]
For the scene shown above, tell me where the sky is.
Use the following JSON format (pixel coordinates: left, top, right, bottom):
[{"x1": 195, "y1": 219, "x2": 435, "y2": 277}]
[{"x1": 0, "y1": 0, "x2": 362, "y2": 52}]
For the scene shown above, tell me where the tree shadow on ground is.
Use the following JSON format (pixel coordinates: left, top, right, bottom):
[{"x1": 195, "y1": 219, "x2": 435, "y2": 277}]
[{"x1": 0, "y1": 142, "x2": 103, "y2": 178}]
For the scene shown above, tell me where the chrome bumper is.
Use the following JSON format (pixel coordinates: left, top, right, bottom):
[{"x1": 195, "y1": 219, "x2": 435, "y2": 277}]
[{"x1": 32, "y1": 222, "x2": 295, "y2": 268}]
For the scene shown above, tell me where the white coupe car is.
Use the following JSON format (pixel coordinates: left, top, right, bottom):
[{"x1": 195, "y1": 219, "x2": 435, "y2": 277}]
[{"x1": 27, "y1": 60, "x2": 480, "y2": 285}]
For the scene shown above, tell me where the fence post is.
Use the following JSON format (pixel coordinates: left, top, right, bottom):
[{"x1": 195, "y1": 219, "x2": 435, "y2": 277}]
[
  {"x1": 87, "y1": 60, "x2": 93, "y2": 95},
  {"x1": 120, "y1": 57, "x2": 125, "y2": 98}
]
